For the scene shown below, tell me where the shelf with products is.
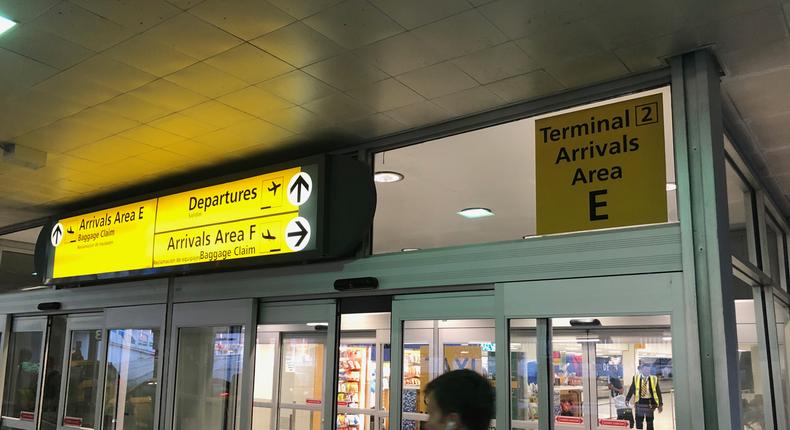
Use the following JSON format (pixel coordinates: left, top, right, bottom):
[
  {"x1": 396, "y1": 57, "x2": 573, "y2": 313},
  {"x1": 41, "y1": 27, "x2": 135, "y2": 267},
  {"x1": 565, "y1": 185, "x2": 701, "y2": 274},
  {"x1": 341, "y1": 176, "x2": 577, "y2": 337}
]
[{"x1": 337, "y1": 344, "x2": 374, "y2": 430}]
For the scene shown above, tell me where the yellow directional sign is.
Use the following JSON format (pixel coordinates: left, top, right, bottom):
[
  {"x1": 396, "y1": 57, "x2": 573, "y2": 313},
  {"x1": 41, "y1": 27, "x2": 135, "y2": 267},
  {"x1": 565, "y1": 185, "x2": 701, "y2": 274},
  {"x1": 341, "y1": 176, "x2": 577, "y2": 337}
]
[
  {"x1": 47, "y1": 164, "x2": 318, "y2": 281},
  {"x1": 52, "y1": 199, "x2": 158, "y2": 279},
  {"x1": 535, "y1": 93, "x2": 668, "y2": 235}
]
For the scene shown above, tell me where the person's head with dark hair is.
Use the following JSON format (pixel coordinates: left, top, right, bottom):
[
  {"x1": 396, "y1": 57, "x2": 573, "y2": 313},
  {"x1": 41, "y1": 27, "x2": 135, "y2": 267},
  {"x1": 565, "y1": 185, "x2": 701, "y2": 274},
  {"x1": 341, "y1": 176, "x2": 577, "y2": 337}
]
[{"x1": 424, "y1": 369, "x2": 494, "y2": 430}]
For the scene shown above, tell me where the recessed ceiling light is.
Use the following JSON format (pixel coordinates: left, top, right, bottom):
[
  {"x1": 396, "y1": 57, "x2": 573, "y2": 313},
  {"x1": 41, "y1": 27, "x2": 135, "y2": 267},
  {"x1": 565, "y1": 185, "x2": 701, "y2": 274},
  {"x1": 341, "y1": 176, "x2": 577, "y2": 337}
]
[
  {"x1": 401, "y1": 248, "x2": 420, "y2": 252},
  {"x1": 0, "y1": 16, "x2": 16, "y2": 36},
  {"x1": 457, "y1": 207, "x2": 494, "y2": 219},
  {"x1": 374, "y1": 171, "x2": 404, "y2": 183},
  {"x1": 666, "y1": 182, "x2": 677, "y2": 191}
]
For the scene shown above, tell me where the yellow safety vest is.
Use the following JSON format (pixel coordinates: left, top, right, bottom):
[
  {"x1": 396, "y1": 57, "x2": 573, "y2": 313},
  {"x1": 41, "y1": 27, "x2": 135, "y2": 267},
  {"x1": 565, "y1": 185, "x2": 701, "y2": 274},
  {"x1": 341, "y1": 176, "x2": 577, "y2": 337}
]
[{"x1": 634, "y1": 374, "x2": 660, "y2": 406}]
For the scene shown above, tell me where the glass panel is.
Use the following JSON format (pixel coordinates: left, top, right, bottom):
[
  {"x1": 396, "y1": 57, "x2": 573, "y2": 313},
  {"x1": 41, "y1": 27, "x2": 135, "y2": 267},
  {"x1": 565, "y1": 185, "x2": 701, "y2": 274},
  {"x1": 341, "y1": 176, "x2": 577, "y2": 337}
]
[
  {"x1": 279, "y1": 334, "x2": 324, "y2": 430},
  {"x1": 401, "y1": 320, "x2": 495, "y2": 430},
  {"x1": 373, "y1": 87, "x2": 677, "y2": 254},
  {"x1": 735, "y1": 296, "x2": 767, "y2": 429},
  {"x1": 252, "y1": 332, "x2": 277, "y2": 430},
  {"x1": 509, "y1": 320, "x2": 539, "y2": 430},
  {"x1": 64, "y1": 329, "x2": 103, "y2": 428},
  {"x1": 173, "y1": 326, "x2": 244, "y2": 430},
  {"x1": 40, "y1": 316, "x2": 68, "y2": 430},
  {"x1": 2, "y1": 330, "x2": 43, "y2": 420},
  {"x1": 552, "y1": 336, "x2": 586, "y2": 425},
  {"x1": 102, "y1": 329, "x2": 160, "y2": 430},
  {"x1": 775, "y1": 300, "x2": 789, "y2": 426},
  {"x1": 725, "y1": 159, "x2": 754, "y2": 264},
  {"x1": 765, "y1": 215, "x2": 787, "y2": 291},
  {"x1": 337, "y1": 312, "x2": 391, "y2": 430}
]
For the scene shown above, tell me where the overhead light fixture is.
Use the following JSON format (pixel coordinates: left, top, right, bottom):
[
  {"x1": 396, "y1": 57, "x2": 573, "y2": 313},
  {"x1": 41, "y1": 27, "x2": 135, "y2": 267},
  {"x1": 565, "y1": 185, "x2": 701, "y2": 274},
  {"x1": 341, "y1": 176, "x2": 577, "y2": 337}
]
[
  {"x1": 374, "y1": 171, "x2": 404, "y2": 183},
  {"x1": 0, "y1": 16, "x2": 16, "y2": 36},
  {"x1": 306, "y1": 322, "x2": 328, "y2": 327},
  {"x1": 457, "y1": 207, "x2": 494, "y2": 219},
  {"x1": 401, "y1": 247, "x2": 420, "y2": 252},
  {"x1": 666, "y1": 183, "x2": 677, "y2": 191},
  {"x1": 575, "y1": 337, "x2": 600, "y2": 343},
  {"x1": 21, "y1": 285, "x2": 50, "y2": 292},
  {"x1": 1, "y1": 143, "x2": 47, "y2": 169},
  {"x1": 662, "y1": 336, "x2": 672, "y2": 341}
]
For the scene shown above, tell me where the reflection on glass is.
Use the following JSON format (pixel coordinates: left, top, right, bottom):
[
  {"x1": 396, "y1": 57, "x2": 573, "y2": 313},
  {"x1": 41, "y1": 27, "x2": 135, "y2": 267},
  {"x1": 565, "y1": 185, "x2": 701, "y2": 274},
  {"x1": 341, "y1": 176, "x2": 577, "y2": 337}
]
[
  {"x1": 775, "y1": 301, "x2": 790, "y2": 426},
  {"x1": 64, "y1": 330, "x2": 103, "y2": 428},
  {"x1": 552, "y1": 337, "x2": 585, "y2": 423},
  {"x1": 2, "y1": 330, "x2": 43, "y2": 420},
  {"x1": 509, "y1": 320, "x2": 538, "y2": 430},
  {"x1": 279, "y1": 335, "x2": 324, "y2": 430},
  {"x1": 41, "y1": 317, "x2": 68, "y2": 430},
  {"x1": 337, "y1": 343, "x2": 375, "y2": 430},
  {"x1": 735, "y1": 297, "x2": 767, "y2": 430},
  {"x1": 174, "y1": 326, "x2": 244, "y2": 430},
  {"x1": 401, "y1": 320, "x2": 495, "y2": 430},
  {"x1": 103, "y1": 329, "x2": 160, "y2": 430},
  {"x1": 252, "y1": 332, "x2": 276, "y2": 430},
  {"x1": 725, "y1": 160, "x2": 754, "y2": 264},
  {"x1": 765, "y1": 215, "x2": 787, "y2": 291}
]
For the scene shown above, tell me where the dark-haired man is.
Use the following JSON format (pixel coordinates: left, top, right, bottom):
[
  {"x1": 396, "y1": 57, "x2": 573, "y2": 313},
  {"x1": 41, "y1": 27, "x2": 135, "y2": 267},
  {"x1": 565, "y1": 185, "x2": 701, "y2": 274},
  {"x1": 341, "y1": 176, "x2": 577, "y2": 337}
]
[{"x1": 424, "y1": 369, "x2": 495, "y2": 430}]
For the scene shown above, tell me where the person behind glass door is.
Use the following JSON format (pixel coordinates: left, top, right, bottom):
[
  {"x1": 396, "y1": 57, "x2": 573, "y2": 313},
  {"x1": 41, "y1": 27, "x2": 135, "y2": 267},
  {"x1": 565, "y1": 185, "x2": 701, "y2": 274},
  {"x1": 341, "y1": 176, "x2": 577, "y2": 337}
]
[
  {"x1": 626, "y1": 363, "x2": 663, "y2": 430},
  {"x1": 424, "y1": 370, "x2": 494, "y2": 430}
]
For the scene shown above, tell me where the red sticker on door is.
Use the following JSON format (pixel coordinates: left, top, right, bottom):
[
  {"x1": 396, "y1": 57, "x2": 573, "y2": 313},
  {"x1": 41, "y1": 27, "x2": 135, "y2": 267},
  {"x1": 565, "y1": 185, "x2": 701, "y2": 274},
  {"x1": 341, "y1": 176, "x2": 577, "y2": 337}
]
[
  {"x1": 337, "y1": 401, "x2": 348, "y2": 406},
  {"x1": 555, "y1": 416, "x2": 584, "y2": 425},
  {"x1": 598, "y1": 419, "x2": 629, "y2": 427},
  {"x1": 19, "y1": 411, "x2": 34, "y2": 421},
  {"x1": 64, "y1": 416, "x2": 83, "y2": 427},
  {"x1": 306, "y1": 399, "x2": 322, "y2": 405}
]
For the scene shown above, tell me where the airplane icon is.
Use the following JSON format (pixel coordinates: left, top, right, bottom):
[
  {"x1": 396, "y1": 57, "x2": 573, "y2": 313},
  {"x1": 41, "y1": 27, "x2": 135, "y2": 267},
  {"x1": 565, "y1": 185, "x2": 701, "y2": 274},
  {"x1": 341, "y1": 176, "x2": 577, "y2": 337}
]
[
  {"x1": 262, "y1": 230, "x2": 276, "y2": 240},
  {"x1": 268, "y1": 181, "x2": 282, "y2": 195}
]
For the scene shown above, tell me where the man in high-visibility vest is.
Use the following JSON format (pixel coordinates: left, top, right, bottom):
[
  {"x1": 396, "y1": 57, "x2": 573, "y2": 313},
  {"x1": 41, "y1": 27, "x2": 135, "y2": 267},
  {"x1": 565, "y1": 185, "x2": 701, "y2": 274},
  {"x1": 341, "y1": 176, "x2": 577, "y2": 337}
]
[{"x1": 625, "y1": 363, "x2": 663, "y2": 430}]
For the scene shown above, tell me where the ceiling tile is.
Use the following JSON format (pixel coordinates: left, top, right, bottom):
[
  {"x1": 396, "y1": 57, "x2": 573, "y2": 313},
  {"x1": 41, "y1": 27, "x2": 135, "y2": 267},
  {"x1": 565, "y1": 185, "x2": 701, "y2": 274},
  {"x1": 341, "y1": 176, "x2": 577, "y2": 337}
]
[
  {"x1": 339, "y1": 112, "x2": 403, "y2": 139},
  {"x1": 719, "y1": 39, "x2": 790, "y2": 77},
  {"x1": 0, "y1": 0, "x2": 59, "y2": 22},
  {"x1": 190, "y1": 0, "x2": 294, "y2": 40},
  {"x1": 128, "y1": 79, "x2": 209, "y2": 111},
  {"x1": 583, "y1": 1, "x2": 685, "y2": 47},
  {"x1": 431, "y1": 86, "x2": 503, "y2": 116},
  {"x1": 267, "y1": 0, "x2": 342, "y2": 19},
  {"x1": 452, "y1": 42, "x2": 540, "y2": 85},
  {"x1": 385, "y1": 100, "x2": 451, "y2": 128},
  {"x1": 304, "y1": 0, "x2": 403, "y2": 49},
  {"x1": 723, "y1": 68, "x2": 790, "y2": 119},
  {"x1": 33, "y1": 72, "x2": 120, "y2": 106},
  {"x1": 148, "y1": 113, "x2": 220, "y2": 138},
  {"x1": 119, "y1": 125, "x2": 188, "y2": 148},
  {"x1": 144, "y1": 12, "x2": 242, "y2": 59},
  {"x1": 1, "y1": 88, "x2": 85, "y2": 121},
  {"x1": 221, "y1": 118, "x2": 292, "y2": 146},
  {"x1": 251, "y1": 21, "x2": 342, "y2": 68},
  {"x1": 256, "y1": 70, "x2": 337, "y2": 105},
  {"x1": 303, "y1": 93, "x2": 374, "y2": 124},
  {"x1": 104, "y1": 33, "x2": 199, "y2": 77},
  {"x1": 71, "y1": 0, "x2": 181, "y2": 31},
  {"x1": 0, "y1": 24, "x2": 95, "y2": 69},
  {"x1": 163, "y1": 139, "x2": 225, "y2": 158},
  {"x1": 67, "y1": 136, "x2": 156, "y2": 163},
  {"x1": 303, "y1": 53, "x2": 388, "y2": 91},
  {"x1": 396, "y1": 62, "x2": 477, "y2": 99},
  {"x1": 0, "y1": 48, "x2": 57, "y2": 87},
  {"x1": 264, "y1": 106, "x2": 329, "y2": 134},
  {"x1": 612, "y1": 29, "x2": 699, "y2": 72},
  {"x1": 484, "y1": 70, "x2": 564, "y2": 103},
  {"x1": 164, "y1": 61, "x2": 248, "y2": 98},
  {"x1": 16, "y1": 119, "x2": 113, "y2": 153},
  {"x1": 353, "y1": 31, "x2": 442, "y2": 76},
  {"x1": 46, "y1": 154, "x2": 104, "y2": 174},
  {"x1": 204, "y1": 43, "x2": 294, "y2": 84},
  {"x1": 166, "y1": 0, "x2": 207, "y2": 10},
  {"x1": 218, "y1": 86, "x2": 294, "y2": 118},
  {"x1": 747, "y1": 111, "x2": 790, "y2": 152},
  {"x1": 68, "y1": 106, "x2": 141, "y2": 134},
  {"x1": 347, "y1": 78, "x2": 424, "y2": 111},
  {"x1": 190, "y1": 126, "x2": 252, "y2": 149},
  {"x1": 412, "y1": 10, "x2": 507, "y2": 59},
  {"x1": 371, "y1": 0, "x2": 471, "y2": 29},
  {"x1": 179, "y1": 101, "x2": 256, "y2": 128},
  {"x1": 65, "y1": 54, "x2": 157, "y2": 92},
  {"x1": 479, "y1": 0, "x2": 585, "y2": 40},
  {"x1": 98, "y1": 93, "x2": 173, "y2": 123},
  {"x1": 101, "y1": 156, "x2": 171, "y2": 177},
  {"x1": 543, "y1": 51, "x2": 629, "y2": 88},
  {"x1": 134, "y1": 149, "x2": 194, "y2": 170},
  {"x1": 29, "y1": 2, "x2": 134, "y2": 51},
  {"x1": 514, "y1": 23, "x2": 608, "y2": 66},
  {"x1": 698, "y1": 5, "x2": 787, "y2": 55}
]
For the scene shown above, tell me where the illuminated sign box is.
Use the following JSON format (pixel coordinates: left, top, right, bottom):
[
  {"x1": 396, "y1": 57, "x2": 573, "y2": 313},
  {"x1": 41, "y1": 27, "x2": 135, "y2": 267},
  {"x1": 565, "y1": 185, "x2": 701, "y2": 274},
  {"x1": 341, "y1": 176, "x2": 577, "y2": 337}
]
[{"x1": 38, "y1": 156, "x2": 374, "y2": 285}]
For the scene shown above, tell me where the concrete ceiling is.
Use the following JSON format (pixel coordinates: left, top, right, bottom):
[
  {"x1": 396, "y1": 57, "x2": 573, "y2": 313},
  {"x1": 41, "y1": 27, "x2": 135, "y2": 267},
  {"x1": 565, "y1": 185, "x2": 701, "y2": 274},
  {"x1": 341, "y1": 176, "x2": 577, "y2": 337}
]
[{"x1": 0, "y1": 0, "x2": 788, "y2": 232}]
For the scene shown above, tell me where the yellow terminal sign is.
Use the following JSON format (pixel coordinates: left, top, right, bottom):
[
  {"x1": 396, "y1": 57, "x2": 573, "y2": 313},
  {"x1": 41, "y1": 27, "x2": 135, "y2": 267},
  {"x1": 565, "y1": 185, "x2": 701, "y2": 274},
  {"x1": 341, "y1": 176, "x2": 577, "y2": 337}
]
[
  {"x1": 49, "y1": 165, "x2": 317, "y2": 280},
  {"x1": 535, "y1": 93, "x2": 668, "y2": 235}
]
